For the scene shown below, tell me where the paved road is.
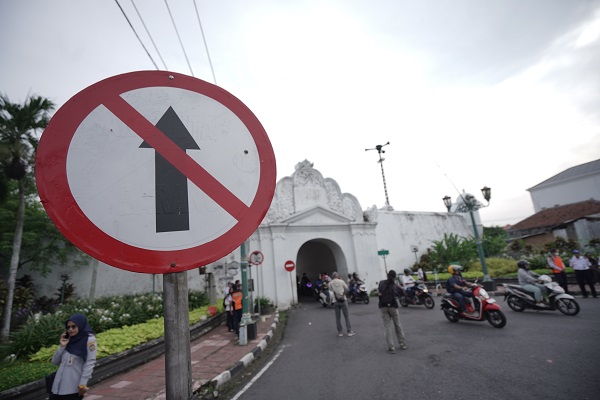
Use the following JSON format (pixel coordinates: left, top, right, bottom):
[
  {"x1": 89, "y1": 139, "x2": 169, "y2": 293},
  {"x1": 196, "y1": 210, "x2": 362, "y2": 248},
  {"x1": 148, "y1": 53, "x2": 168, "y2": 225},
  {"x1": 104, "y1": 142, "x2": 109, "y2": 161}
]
[{"x1": 228, "y1": 295, "x2": 600, "y2": 400}]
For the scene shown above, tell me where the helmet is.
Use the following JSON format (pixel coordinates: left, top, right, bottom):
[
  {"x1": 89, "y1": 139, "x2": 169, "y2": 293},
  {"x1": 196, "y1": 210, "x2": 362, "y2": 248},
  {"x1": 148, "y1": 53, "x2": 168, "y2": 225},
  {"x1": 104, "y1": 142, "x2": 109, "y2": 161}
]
[
  {"x1": 517, "y1": 260, "x2": 529, "y2": 269},
  {"x1": 403, "y1": 268, "x2": 411, "y2": 274},
  {"x1": 447, "y1": 265, "x2": 462, "y2": 274}
]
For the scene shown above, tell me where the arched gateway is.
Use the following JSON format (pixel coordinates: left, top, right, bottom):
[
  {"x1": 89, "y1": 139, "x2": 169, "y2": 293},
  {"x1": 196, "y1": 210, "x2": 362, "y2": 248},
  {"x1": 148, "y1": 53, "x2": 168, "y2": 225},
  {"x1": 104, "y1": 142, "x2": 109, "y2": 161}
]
[{"x1": 248, "y1": 160, "x2": 378, "y2": 309}]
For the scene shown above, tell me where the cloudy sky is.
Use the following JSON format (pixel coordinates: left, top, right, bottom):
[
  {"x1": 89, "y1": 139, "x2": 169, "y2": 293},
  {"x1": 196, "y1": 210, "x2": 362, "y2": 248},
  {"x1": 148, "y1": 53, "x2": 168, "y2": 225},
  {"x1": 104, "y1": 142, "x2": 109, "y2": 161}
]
[{"x1": 2, "y1": 0, "x2": 599, "y2": 226}]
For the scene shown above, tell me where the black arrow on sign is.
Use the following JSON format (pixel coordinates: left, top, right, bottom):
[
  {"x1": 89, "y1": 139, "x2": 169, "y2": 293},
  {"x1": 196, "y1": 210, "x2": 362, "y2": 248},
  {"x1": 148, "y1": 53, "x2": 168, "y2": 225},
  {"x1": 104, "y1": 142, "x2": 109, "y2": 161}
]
[{"x1": 140, "y1": 106, "x2": 200, "y2": 233}]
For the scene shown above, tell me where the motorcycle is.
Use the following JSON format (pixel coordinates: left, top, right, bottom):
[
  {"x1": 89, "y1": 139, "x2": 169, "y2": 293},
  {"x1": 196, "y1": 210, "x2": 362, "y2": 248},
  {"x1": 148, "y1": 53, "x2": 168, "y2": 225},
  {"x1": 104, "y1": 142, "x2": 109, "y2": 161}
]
[
  {"x1": 318, "y1": 284, "x2": 334, "y2": 307},
  {"x1": 441, "y1": 282, "x2": 507, "y2": 328},
  {"x1": 503, "y1": 275, "x2": 580, "y2": 316},
  {"x1": 350, "y1": 282, "x2": 370, "y2": 304},
  {"x1": 399, "y1": 280, "x2": 435, "y2": 309}
]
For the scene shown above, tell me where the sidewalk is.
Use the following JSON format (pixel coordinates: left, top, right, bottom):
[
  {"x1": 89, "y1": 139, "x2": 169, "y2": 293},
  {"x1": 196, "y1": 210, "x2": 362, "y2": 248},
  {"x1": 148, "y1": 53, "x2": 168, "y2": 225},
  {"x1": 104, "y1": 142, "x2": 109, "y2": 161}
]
[{"x1": 85, "y1": 312, "x2": 280, "y2": 400}]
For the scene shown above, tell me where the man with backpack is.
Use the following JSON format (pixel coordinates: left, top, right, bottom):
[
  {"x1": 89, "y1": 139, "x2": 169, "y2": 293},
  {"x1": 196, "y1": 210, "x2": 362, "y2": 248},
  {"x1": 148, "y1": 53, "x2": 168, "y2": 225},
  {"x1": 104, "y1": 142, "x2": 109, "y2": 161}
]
[{"x1": 378, "y1": 270, "x2": 408, "y2": 354}]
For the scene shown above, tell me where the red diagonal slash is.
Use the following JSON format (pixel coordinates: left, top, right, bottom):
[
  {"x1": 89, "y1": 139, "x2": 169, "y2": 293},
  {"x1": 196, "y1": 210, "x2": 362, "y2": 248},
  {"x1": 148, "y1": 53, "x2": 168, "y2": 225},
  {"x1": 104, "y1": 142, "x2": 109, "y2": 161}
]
[{"x1": 103, "y1": 94, "x2": 249, "y2": 220}]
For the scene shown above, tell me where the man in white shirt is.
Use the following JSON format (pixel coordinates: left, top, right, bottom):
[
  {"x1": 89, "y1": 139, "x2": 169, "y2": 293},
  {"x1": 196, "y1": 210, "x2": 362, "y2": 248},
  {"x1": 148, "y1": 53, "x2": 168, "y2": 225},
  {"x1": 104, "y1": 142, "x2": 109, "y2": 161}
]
[
  {"x1": 400, "y1": 268, "x2": 416, "y2": 302},
  {"x1": 569, "y1": 250, "x2": 597, "y2": 298}
]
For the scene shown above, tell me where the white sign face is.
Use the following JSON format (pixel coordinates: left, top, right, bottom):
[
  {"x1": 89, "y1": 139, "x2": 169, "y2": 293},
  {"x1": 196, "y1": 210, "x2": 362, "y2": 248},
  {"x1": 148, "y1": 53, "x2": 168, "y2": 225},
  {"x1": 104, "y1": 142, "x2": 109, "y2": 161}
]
[
  {"x1": 36, "y1": 71, "x2": 276, "y2": 274},
  {"x1": 67, "y1": 87, "x2": 260, "y2": 250}
]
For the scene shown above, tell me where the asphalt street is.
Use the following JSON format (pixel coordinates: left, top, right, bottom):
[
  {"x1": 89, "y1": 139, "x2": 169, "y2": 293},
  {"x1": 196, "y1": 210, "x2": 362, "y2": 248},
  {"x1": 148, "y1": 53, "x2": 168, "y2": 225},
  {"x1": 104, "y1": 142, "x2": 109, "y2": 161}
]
[{"x1": 226, "y1": 295, "x2": 600, "y2": 400}]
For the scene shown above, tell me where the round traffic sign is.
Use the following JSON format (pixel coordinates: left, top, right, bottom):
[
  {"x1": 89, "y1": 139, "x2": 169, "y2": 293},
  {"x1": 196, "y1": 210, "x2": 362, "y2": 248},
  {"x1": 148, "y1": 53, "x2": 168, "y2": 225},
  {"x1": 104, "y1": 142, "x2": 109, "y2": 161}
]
[
  {"x1": 284, "y1": 260, "x2": 295, "y2": 272},
  {"x1": 36, "y1": 71, "x2": 276, "y2": 274},
  {"x1": 249, "y1": 250, "x2": 264, "y2": 266}
]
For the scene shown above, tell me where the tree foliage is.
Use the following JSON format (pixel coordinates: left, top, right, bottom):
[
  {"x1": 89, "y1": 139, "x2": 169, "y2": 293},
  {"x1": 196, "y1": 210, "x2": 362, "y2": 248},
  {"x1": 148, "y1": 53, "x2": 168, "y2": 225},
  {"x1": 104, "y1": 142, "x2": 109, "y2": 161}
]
[{"x1": 428, "y1": 233, "x2": 478, "y2": 270}]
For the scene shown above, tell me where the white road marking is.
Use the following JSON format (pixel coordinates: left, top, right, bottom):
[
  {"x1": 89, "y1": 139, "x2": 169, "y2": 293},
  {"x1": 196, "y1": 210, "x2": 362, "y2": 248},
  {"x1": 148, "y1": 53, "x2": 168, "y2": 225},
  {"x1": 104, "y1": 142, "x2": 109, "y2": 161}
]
[{"x1": 231, "y1": 346, "x2": 285, "y2": 400}]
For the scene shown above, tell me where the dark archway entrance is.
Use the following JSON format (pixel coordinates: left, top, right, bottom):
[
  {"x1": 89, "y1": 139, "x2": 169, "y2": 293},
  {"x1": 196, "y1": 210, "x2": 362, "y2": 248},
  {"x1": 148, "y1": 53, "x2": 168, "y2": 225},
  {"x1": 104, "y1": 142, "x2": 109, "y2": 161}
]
[{"x1": 296, "y1": 239, "x2": 348, "y2": 301}]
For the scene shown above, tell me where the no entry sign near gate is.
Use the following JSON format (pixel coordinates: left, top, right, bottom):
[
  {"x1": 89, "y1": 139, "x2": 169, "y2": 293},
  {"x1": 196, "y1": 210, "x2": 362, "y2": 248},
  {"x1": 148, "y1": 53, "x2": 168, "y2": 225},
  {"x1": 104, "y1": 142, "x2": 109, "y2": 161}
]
[
  {"x1": 36, "y1": 71, "x2": 276, "y2": 274},
  {"x1": 284, "y1": 260, "x2": 295, "y2": 272}
]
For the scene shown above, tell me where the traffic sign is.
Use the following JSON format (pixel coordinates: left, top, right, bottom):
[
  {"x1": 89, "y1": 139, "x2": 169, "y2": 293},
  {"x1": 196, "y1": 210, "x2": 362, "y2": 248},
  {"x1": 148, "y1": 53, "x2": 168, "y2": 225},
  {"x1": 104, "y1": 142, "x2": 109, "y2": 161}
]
[
  {"x1": 284, "y1": 260, "x2": 295, "y2": 272},
  {"x1": 36, "y1": 71, "x2": 276, "y2": 274},
  {"x1": 249, "y1": 250, "x2": 264, "y2": 266},
  {"x1": 378, "y1": 249, "x2": 389, "y2": 256}
]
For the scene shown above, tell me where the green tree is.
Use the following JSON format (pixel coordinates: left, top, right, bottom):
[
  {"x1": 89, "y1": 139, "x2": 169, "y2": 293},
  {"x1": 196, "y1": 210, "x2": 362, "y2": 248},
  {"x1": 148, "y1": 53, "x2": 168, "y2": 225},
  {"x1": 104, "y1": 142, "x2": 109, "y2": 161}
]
[
  {"x1": 428, "y1": 233, "x2": 478, "y2": 270},
  {"x1": 0, "y1": 94, "x2": 54, "y2": 342},
  {"x1": 482, "y1": 226, "x2": 508, "y2": 257}
]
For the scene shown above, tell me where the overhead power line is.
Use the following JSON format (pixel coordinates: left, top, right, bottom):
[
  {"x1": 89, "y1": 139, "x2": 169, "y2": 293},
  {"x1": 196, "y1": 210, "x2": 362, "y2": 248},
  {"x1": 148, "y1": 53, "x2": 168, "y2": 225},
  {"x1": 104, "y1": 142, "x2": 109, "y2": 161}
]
[
  {"x1": 130, "y1": 0, "x2": 168, "y2": 70},
  {"x1": 114, "y1": 0, "x2": 159, "y2": 70},
  {"x1": 193, "y1": 0, "x2": 217, "y2": 85},
  {"x1": 164, "y1": 0, "x2": 195, "y2": 76}
]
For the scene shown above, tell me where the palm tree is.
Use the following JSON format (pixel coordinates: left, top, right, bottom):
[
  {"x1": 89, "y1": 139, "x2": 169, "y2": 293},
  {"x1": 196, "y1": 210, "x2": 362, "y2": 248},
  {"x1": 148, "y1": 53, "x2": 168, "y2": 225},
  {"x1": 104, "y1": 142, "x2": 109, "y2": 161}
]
[{"x1": 0, "y1": 94, "x2": 54, "y2": 342}]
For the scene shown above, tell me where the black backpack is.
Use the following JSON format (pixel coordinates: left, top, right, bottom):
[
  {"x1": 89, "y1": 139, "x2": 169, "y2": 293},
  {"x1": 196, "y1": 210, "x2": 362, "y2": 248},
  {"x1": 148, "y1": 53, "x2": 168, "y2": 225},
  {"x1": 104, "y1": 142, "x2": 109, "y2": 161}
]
[{"x1": 380, "y1": 281, "x2": 397, "y2": 307}]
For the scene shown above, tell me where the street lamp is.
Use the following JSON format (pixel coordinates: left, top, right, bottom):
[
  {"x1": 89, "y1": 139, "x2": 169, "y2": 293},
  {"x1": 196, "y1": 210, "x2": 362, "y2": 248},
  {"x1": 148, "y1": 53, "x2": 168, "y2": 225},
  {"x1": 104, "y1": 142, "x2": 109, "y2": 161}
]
[
  {"x1": 442, "y1": 187, "x2": 494, "y2": 290},
  {"x1": 365, "y1": 142, "x2": 391, "y2": 207}
]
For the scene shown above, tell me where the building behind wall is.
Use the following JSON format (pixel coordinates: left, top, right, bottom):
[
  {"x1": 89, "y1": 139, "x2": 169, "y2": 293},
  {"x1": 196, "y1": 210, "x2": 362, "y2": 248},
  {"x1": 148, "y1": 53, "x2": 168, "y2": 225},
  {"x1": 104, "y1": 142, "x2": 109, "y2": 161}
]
[{"x1": 20, "y1": 160, "x2": 476, "y2": 308}]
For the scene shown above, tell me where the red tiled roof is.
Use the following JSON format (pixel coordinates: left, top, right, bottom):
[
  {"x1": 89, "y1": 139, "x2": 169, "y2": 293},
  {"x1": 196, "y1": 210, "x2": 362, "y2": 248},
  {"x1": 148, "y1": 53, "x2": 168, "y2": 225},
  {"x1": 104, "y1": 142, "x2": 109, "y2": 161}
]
[{"x1": 509, "y1": 199, "x2": 600, "y2": 231}]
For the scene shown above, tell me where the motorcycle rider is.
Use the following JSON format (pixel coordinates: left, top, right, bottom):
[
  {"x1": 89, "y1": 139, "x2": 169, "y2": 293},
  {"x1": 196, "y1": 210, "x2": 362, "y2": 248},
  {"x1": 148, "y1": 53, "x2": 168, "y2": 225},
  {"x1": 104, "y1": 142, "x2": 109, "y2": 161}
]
[
  {"x1": 446, "y1": 265, "x2": 476, "y2": 314},
  {"x1": 400, "y1": 268, "x2": 416, "y2": 303},
  {"x1": 350, "y1": 272, "x2": 363, "y2": 299},
  {"x1": 517, "y1": 260, "x2": 548, "y2": 306}
]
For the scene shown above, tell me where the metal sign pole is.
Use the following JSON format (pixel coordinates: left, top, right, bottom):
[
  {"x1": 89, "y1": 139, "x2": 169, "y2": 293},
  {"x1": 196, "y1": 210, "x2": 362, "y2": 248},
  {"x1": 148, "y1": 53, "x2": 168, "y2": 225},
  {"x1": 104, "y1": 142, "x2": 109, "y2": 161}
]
[{"x1": 163, "y1": 271, "x2": 192, "y2": 400}]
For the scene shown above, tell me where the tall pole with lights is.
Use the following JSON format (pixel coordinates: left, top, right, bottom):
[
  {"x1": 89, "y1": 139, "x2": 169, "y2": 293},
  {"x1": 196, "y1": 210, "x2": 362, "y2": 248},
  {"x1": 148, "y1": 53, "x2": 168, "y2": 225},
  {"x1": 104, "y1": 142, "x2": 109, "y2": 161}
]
[
  {"x1": 443, "y1": 187, "x2": 494, "y2": 290},
  {"x1": 365, "y1": 142, "x2": 391, "y2": 207}
]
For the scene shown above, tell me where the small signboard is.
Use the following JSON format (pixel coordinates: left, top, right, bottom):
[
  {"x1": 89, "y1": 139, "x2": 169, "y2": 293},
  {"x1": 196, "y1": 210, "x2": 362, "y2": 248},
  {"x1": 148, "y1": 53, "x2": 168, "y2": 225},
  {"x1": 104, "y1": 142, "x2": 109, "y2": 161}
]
[
  {"x1": 249, "y1": 250, "x2": 264, "y2": 266},
  {"x1": 284, "y1": 260, "x2": 296, "y2": 272}
]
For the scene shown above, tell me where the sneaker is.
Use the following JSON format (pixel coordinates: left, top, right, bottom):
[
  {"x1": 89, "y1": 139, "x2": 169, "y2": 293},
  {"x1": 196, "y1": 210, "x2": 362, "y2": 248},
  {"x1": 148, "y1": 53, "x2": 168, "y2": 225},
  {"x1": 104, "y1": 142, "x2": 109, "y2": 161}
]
[
  {"x1": 338, "y1": 333, "x2": 343, "y2": 337},
  {"x1": 347, "y1": 331, "x2": 356, "y2": 337},
  {"x1": 400, "y1": 344, "x2": 408, "y2": 350},
  {"x1": 387, "y1": 347, "x2": 396, "y2": 354}
]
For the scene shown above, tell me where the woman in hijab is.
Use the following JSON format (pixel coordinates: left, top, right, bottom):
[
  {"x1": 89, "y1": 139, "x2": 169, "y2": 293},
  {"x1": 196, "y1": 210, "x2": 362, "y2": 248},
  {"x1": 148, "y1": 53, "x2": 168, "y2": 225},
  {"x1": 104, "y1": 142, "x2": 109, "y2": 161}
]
[{"x1": 50, "y1": 313, "x2": 97, "y2": 399}]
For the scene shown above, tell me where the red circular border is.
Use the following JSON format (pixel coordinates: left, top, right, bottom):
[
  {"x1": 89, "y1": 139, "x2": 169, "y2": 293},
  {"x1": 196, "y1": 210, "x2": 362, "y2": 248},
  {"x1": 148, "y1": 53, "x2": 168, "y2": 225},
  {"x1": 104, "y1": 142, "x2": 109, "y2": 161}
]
[
  {"x1": 284, "y1": 260, "x2": 295, "y2": 272},
  {"x1": 249, "y1": 250, "x2": 264, "y2": 266},
  {"x1": 36, "y1": 71, "x2": 276, "y2": 274}
]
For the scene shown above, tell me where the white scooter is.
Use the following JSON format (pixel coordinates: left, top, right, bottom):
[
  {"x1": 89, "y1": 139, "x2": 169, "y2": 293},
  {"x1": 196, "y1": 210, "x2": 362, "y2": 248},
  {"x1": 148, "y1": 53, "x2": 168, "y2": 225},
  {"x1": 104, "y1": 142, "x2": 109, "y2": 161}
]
[
  {"x1": 318, "y1": 284, "x2": 334, "y2": 307},
  {"x1": 503, "y1": 275, "x2": 580, "y2": 316}
]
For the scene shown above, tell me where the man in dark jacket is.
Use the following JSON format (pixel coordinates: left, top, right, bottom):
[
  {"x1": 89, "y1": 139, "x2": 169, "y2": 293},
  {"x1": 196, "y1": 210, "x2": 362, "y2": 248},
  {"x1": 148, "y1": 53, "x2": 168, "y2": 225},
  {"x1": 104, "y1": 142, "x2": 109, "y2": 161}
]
[{"x1": 378, "y1": 270, "x2": 407, "y2": 354}]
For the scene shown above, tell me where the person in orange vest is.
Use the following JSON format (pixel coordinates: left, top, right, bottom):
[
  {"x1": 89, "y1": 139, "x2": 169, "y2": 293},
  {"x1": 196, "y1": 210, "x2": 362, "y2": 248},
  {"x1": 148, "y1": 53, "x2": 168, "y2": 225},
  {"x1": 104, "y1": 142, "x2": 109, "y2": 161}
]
[
  {"x1": 546, "y1": 249, "x2": 570, "y2": 294},
  {"x1": 230, "y1": 284, "x2": 244, "y2": 338}
]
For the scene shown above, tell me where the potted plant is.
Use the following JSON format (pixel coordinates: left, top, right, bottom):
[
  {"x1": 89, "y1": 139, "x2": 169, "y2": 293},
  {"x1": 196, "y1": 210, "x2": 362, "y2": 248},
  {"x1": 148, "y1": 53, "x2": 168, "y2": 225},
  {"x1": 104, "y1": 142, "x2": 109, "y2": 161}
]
[{"x1": 254, "y1": 296, "x2": 272, "y2": 315}]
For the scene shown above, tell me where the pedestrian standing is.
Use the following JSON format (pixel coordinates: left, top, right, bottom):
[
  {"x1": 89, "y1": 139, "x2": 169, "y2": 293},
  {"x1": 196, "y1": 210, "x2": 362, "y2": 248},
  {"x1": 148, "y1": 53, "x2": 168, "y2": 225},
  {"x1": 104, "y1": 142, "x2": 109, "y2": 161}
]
[
  {"x1": 378, "y1": 270, "x2": 408, "y2": 354},
  {"x1": 547, "y1": 249, "x2": 569, "y2": 294},
  {"x1": 50, "y1": 313, "x2": 97, "y2": 399},
  {"x1": 585, "y1": 252, "x2": 600, "y2": 284},
  {"x1": 569, "y1": 250, "x2": 598, "y2": 298},
  {"x1": 231, "y1": 284, "x2": 243, "y2": 338},
  {"x1": 329, "y1": 272, "x2": 355, "y2": 337},
  {"x1": 224, "y1": 287, "x2": 234, "y2": 332}
]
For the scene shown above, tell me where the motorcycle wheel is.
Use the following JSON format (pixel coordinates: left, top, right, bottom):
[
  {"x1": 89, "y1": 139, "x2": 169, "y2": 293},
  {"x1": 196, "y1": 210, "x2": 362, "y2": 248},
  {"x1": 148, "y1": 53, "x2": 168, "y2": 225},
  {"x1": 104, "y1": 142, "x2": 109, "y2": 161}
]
[
  {"x1": 485, "y1": 310, "x2": 507, "y2": 328},
  {"x1": 507, "y1": 295, "x2": 525, "y2": 312},
  {"x1": 443, "y1": 310, "x2": 459, "y2": 323},
  {"x1": 363, "y1": 295, "x2": 370, "y2": 304},
  {"x1": 422, "y1": 295, "x2": 435, "y2": 309},
  {"x1": 321, "y1": 302, "x2": 328, "y2": 308},
  {"x1": 351, "y1": 296, "x2": 356, "y2": 303},
  {"x1": 399, "y1": 296, "x2": 409, "y2": 308},
  {"x1": 556, "y1": 298, "x2": 580, "y2": 316}
]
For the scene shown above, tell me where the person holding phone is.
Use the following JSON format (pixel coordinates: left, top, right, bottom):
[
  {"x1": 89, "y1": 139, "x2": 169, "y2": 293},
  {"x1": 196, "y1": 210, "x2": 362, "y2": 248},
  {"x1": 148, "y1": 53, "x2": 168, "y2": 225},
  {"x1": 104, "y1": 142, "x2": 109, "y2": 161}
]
[{"x1": 50, "y1": 313, "x2": 97, "y2": 399}]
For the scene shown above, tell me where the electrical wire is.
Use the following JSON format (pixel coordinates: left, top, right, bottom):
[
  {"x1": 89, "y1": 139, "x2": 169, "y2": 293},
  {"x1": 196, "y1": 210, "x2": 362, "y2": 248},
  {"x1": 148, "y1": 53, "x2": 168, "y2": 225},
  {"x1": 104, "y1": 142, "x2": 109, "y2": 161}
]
[
  {"x1": 114, "y1": 0, "x2": 159, "y2": 70},
  {"x1": 130, "y1": 0, "x2": 168, "y2": 70},
  {"x1": 164, "y1": 0, "x2": 195, "y2": 77},
  {"x1": 193, "y1": 0, "x2": 217, "y2": 85}
]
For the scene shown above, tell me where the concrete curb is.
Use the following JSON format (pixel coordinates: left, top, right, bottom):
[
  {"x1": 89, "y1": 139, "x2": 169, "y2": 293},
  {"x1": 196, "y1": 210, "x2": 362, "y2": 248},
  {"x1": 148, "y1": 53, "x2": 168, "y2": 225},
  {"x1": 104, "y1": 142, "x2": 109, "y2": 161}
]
[{"x1": 209, "y1": 311, "x2": 280, "y2": 389}]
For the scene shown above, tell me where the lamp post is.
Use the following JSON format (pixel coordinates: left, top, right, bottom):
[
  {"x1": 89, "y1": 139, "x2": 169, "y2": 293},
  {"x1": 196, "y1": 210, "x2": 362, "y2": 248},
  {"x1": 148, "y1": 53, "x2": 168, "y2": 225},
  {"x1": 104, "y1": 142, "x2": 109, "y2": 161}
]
[
  {"x1": 443, "y1": 187, "x2": 494, "y2": 290},
  {"x1": 365, "y1": 142, "x2": 391, "y2": 207}
]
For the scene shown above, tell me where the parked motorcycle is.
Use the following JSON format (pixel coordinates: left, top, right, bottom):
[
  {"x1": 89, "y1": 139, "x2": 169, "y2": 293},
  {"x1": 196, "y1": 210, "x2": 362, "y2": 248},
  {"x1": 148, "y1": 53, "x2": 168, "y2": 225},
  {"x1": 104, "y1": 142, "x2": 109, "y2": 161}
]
[
  {"x1": 503, "y1": 275, "x2": 580, "y2": 316},
  {"x1": 350, "y1": 282, "x2": 370, "y2": 304},
  {"x1": 318, "y1": 284, "x2": 334, "y2": 307},
  {"x1": 441, "y1": 283, "x2": 507, "y2": 328},
  {"x1": 399, "y1": 281, "x2": 435, "y2": 309}
]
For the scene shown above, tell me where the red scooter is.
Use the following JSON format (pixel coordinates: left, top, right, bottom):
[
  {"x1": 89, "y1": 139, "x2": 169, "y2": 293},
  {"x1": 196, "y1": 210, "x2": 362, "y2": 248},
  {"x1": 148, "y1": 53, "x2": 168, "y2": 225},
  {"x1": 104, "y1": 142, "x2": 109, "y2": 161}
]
[{"x1": 440, "y1": 283, "x2": 507, "y2": 328}]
